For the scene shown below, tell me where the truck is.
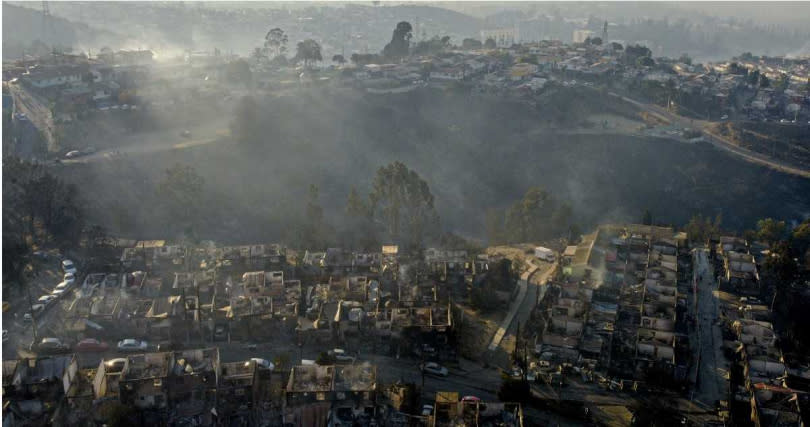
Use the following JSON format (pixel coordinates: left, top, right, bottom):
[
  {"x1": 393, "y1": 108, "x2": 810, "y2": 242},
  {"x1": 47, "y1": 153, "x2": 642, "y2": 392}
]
[{"x1": 534, "y1": 246, "x2": 555, "y2": 262}]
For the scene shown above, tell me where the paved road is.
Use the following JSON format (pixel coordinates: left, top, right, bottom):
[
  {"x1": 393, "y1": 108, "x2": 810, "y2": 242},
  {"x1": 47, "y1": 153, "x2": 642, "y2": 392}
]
[
  {"x1": 59, "y1": 120, "x2": 230, "y2": 165},
  {"x1": 692, "y1": 248, "x2": 727, "y2": 408},
  {"x1": 609, "y1": 92, "x2": 810, "y2": 179}
]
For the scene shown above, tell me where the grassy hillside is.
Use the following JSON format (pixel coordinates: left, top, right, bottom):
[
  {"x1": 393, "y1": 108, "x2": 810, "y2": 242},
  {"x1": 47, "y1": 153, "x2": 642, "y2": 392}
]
[{"x1": 55, "y1": 87, "x2": 810, "y2": 244}]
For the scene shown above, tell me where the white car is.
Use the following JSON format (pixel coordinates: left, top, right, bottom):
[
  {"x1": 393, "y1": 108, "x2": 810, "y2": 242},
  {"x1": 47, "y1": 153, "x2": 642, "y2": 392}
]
[
  {"x1": 62, "y1": 259, "x2": 77, "y2": 275},
  {"x1": 422, "y1": 362, "x2": 448, "y2": 377},
  {"x1": 23, "y1": 304, "x2": 45, "y2": 322},
  {"x1": 51, "y1": 281, "x2": 71, "y2": 297},
  {"x1": 248, "y1": 358, "x2": 275, "y2": 370},
  {"x1": 117, "y1": 339, "x2": 148, "y2": 351},
  {"x1": 422, "y1": 405, "x2": 434, "y2": 417},
  {"x1": 65, "y1": 150, "x2": 81, "y2": 159},
  {"x1": 63, "y1": 273, "x2": 75, "y2": 285},
  {"x1": 37, "y1": 295, "x2": 57, "y2": 307},
  {"x1": 329, "y1": 348, "x2": 356, "y2": 363}
]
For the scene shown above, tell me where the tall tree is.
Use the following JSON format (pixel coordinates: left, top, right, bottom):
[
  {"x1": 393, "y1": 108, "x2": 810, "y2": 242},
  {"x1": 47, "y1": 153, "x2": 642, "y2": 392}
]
[
  {"x1": 156, "y1": 164, "x2": 205, "y2": 233},
  {"x1": 382, "y1": 21, "x2": 412, "y2": 59},
  {"x1": 484, "y1": 38, "x2": 497, "y2": 49},
  {"x1": 294, "y1": 39, "x2": 322, "y2": 67},
  {"x1": 331, "y1": 54, "x2": 346, "y2": 64},
  {"x1": 301, "y1": 184, "x2": 326, "y2": 249},
  {"x1": 461, "y1": 38, "x2": 482, "y2": 50},
  {"x1": 369, "y1": 161, "x2": 438, "y2": 250},
  {"x1": 642, "y1": 209, "x2": 653, "y2": 225},
  {"x1": 264, "y1": 27, "x2": 288, "y2": 58},
  {"x1": 756, "y1": 218, "x2": 787, "y2": 245},
  {"x1": 231, "y1": 96, "x2": 261, "y2": 147}
]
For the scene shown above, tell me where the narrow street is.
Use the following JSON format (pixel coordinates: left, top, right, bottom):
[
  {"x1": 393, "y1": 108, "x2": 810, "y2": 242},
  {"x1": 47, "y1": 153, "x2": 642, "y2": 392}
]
[{"x1": 692, "y1": 248, "x2": 727, "y2": 408}]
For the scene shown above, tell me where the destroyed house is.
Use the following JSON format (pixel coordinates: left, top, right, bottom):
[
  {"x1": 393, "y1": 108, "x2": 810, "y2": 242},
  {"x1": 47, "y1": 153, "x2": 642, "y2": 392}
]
[
  {"x1": 168, "y1": 348, "x2": 220, "y2": 423},
  {"x1": 353, "y1": 252, "x2": 382, "y2": 273},
  {"x1": 218, "y1": 243, "x2": 286, "y2": 268},
  {"x1": 434, "y1": 400, "x2": 524, "y2": 427},
  {"x1": 119, "y1": 352, "x2": 173, "y2": 410},
  {"x1": 723, "y1": 251, "x2": 760, "y2": 295},
  {"x1": 218, "y1": 360, "x2": 260, "y2": 424},
  {"x1": 390, "y1": 304, "x2": 453, "y2": 332},
  {"x1": 2, "y1": 356, "x2": 79, "y2": 427},
  {"x1": 285, "y1": 364, "x2": 377, "y2": 426},
  {"x1": 751, "y1": 384, "x2": 803, "y2": 427}
]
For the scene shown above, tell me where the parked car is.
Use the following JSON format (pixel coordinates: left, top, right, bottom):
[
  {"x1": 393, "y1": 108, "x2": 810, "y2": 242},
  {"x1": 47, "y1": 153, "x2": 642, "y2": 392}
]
[
  {"x1": 214, "y1": 325, "x2": 227, "y2": 340},
  {"x1": 117, "y1": 339, "x2": 148, "y2": 351},
  {"x1": 51, "y1": 281, "x2": 72, "y2": 298},
  {"x1": 75, "y1": 338, "x2": 109, "y2": 352},
  {"x1": 510, "y1": 367, "x2": 524, "y2": 379},
  {"x1": 62, "y1": 259, "x2": 77, "y2": 275},
  {"x1": 104, "y1": 358, "x2": 128, "y2": 372},
  {"x1": 2, "y1": 330, "x2": 8, "y2": 343},
  {"x1": 23, "y1": 304, "x2": 45, "y2": 322},
  {"x1": 421, "y1": 405, "x2": 434, "y2": 417},
  {"x1": 249, "y1": 358, "x2": 275, "y2": 370},
  {"x1": 329, "y1": 348, "x2": 356, "y2": 363},
  {"x1": 422, "y1": 362, "x2": 448, "y2": 377},
  {"x1": 65, "y1": 150, "x2": 81, "y2": 159},
  {"x1": 63, "y1": 273, "x2": 75, "y2": 285},
  {"x1": 181, "y1": 130, "x2": 191, "y2": 138},
  {"x1": 461, "y1": 396, "x2": 481, "y2": 402},
  {"x1": 37, "y1": 294, "x2": 57, "y2": 307},
  {"x1": 34, "y1": 337, "x2": 70, "y2": 353}
]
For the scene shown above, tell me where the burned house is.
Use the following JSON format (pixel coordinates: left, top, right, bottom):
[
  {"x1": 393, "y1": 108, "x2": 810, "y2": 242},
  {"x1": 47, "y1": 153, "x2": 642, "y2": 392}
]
[
  {"x1": 217, "y1": 243, "x2": 286, "y2": 270},
  {"x1": 218, "y1": 360, "x2": 260, "y2": 425},
  {"x1": 284, "y1": 364, "x2": 378, "y2": 427},
  {"x1": 167, "y1": 348, "x2": 220, "y2": 425},
  {"x1": 424, "y1": 248, "x2": 470, "y2": 282},
  {"x1": 2, "y1": 356, "x2": 79, "y2": 427},
  {"x1": 431, "y1": 391, "x2": 524, "y2": 427},
  {"x1": 722, "y1": 251, "x2": 760, "y2": 296},
  {"x1": 118, "y1": 352, "x2": 173, "y2": 411}
]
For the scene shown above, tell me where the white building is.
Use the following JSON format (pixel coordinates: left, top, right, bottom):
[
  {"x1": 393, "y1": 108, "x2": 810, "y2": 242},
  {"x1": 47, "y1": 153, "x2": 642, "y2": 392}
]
[
  {"x1": 480, "y1": 28, "x2": 519, "y2": 48},
  {"x1": 572, "y1": 29, "x2": 595, "y2": 44}
]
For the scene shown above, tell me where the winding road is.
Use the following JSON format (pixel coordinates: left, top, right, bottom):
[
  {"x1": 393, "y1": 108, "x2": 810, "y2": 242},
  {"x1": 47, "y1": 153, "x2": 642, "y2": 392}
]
[{"x1": 608, "y1": 92, "x2": 810, "y2": 179}]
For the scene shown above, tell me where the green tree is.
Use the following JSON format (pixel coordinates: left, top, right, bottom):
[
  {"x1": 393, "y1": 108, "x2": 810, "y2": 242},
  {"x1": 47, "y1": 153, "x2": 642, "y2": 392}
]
[
  {"x1": 684, "y1": 213, "x2": 722, "y2": 244},
  {"x1": 156, "y1": 164, "x2": 204, "y2": 233},
  {"x1": 331, "y1": 54, "x2": 346, "y2": 64},
  {"x1": 264, "y1": 27, "x2": 288, "y2": 58},
  {"x1": 461, "y1": 38, "x2": 482, "y2": 50},
  {"x1": 300, "y1": 184, "x2": 326, "y2": 249},
  {"x1": 369, "y1": 161, "x2": 438, "y2": 250},
  {"x1": 294, "y1": 39, "x2": 322, "y2": 67},
  {"x1": 791, "y1": 219, "x2": 810, "y2": 256},
  {"x1": 484, "y1": 38, "x2": 497, "y2": 49},
  {"x1": 382, "y1": 21, "x2": 412, "y2": 59},
  {"x1": 343, "y1": 187, "x2": 378, "y2": 251},
  {"x1": 642, "y1": 209, "x2": 653, "y2": 225},
  {"x1": 316, "y1": 351, "x2": 336, "y2": 365},
  {"x1": 231, "y1": 96, "x2": 261, "y2": 146},
  {"x1": 485, "y1": 208, "x2": 505, "y2": 245},
  {"x1": 224, "y1": 59, "x2": 252, "y2": 86},
  {"x1": 502, "y1": 187, "x2": 570, "y2": 243},
  {"x1": 756, "y1": 218, "x2": 787, "y2": 245}
]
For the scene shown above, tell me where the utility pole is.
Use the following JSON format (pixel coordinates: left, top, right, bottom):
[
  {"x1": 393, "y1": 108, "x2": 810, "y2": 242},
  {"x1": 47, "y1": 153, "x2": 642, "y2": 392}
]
[{"x1": 26, "y1": 277, "x2": 39, "y2": 342}]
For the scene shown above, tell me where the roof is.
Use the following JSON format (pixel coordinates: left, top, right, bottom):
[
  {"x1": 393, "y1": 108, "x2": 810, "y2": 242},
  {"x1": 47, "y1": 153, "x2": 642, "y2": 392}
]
[{"x1": 134, "y1": 240, "x2": 166, "y2": 248}]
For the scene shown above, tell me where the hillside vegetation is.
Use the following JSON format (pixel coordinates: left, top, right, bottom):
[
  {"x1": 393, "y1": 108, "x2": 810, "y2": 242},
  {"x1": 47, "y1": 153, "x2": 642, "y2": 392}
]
[{"x1": 55, "y1": 87, "x2": 810, "y2": 244}]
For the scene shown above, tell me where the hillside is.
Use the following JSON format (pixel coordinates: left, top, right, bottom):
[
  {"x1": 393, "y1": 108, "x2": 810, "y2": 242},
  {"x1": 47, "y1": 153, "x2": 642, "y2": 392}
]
[
  {"x1": 54, "y1": 86, "x2": 810, "y2": 244},
  {"x1": 2, "y1": 3, "x2": 126, "y2": 60}
]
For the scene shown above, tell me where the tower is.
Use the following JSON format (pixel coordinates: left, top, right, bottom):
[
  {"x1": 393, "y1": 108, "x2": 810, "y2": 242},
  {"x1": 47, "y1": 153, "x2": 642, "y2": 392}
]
[
  {"x1": 41, "y1": 1, "x2": 51, "y2": 43},
  {"x1": 602, "y1": 20, "x2": 608, "y2": 42}
]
